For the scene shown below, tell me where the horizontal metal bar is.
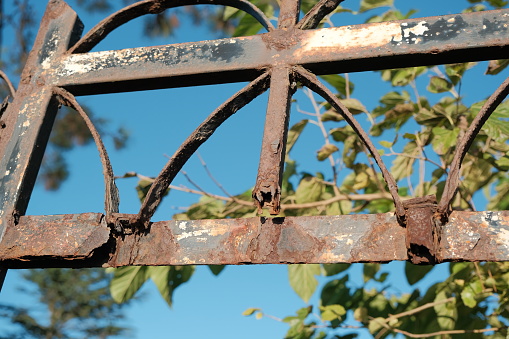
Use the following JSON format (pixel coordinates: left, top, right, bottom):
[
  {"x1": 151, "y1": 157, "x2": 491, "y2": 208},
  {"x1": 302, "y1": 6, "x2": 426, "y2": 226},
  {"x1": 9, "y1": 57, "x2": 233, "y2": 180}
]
[
  {"x1": 0, "y1": 211, "x2": 506, "y2": 268},
  {"x1": 48, "y1": 9, "x2": 509, "y2": 95}
]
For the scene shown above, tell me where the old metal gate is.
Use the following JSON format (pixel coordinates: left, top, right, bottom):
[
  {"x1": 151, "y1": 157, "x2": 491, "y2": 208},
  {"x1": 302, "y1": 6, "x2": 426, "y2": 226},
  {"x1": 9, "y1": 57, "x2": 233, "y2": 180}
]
[{"x1": 1, "y1": 0, "x2": 509, "y2": 288}]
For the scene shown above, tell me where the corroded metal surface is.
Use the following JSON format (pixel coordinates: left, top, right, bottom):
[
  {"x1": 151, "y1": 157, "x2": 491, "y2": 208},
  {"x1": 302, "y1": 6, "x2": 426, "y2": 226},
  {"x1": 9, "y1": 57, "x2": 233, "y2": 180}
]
[
  {"x1": 403, "y1": 196, "x2": 438, "y2": 264},
  {"x1": 252, "y1": 67, "x2": 293, "y2": 215},
  {"x1": 0, "y1": 213, "x2": 109, "y2": 262},
  {"x1": 1, "y1": 0, "x2": 509, "y2": 274},
  {"x1": 2, "y1": 211, "x2": 509, "y2": 268},
  {"x1": 0, "y1": 1, "x2": 82, "y2": 242},
  {"x1": 441, "y1": 211, "x2": 509, "y2": 262},
  {"x1": 45, "y1": 9, "x2": 509, "y2": 96}
]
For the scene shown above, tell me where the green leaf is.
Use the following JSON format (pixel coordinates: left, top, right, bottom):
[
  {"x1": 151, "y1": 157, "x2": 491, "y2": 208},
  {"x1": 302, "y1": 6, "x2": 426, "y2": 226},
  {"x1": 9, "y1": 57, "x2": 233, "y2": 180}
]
[
  {"x1": 434, "y1": 290, "x2": 457, "y2": 330},
  {"x1": 405, "y1": 262, "x2": 434, "y2": 285},
  {"x1": 352, "y1": 171, "x2": 370, "y2": 190},
  {"x1": 380, "y1": 91, "x2": 410, "y2": 106},
  {"x1": 431, "y1": 127, "x2": 459, "y2": 155},
  {"x1": 363, "y1": 263, "x2": 380, "y2": 283},
  {"x1": 295, "y1": 176, "x2": 324, "y2": 203},
  {"x1": 461, "y1": 279, "x2": 483, "y2": 308},
  {"x1": 148, "y1": 266, "x2": 195, "y2": 307},
  {"x1": 208, "y1": 265, "x2": 225, "y2": 276},
  {"x1": 223, "y1": 6, "x2": 239, "y2": 20},
  {"x1": 354, "y1": 307, "x2": 368, "y2": 323},
  {"x1": 379, "y1": 140, "x2": 392, "y2": 148},
  {"x1": 495, "y1": 156, "x2": 509, "y2": 170},
  {"x1": 486, "y1": 59, "x2": 509, "y2": 75},
  {"x1": 288, "y1": 264, "x2": 321, "y2": 303},
  {"x1": 321, "y1": 276, "x2": 349, "y2": 307},
  {"x1": 321, "y1": 109, "x2": 344, "y2": 122},
  {"x1": 322, "y1": 263, "x2": 350, "y2": 276},
  {"x1": 286, "y1": 120, "x2": 308, "y2": 155},
  {"x1": 427, "y1": 76, "x2": 453, "y2": 93},
  {"x1": 186, "y1": 196, "x2": 225, "y2": 219},
  {"x1": 340, "y1": 98, "x2": 368, "y2": 114},
  {"x1": 136, "y1": 178, "x2": 170, "y2": 204},
  {"x1": 320, "y1": 304, "x2": 346, "y2": 321},
  {"x1": 343, "y1": 135, "x2": 360, "y2": 168},
  {"x1": 391, "y1": 141, "x2": 417, "y2": 181},
  {"x1": 232, "y1": 4, "x2": 273, "y2": 37},
  {"x1": 319, "y1": 74, "x2": 354, "y2": 98},
  {"x1": 317, "y1": 144, "x2": 339, "y2": 161},
  {"x1": 360, "y1": 0, "x2": 393, "y2": 13},
  {"x1": 368, "y1": 317, "x2": 386, "y2": 334},
  {"x1": 242, "y1": 307, "x2": 261, "y2": 316},
  {"x1": 109, "y1": 266, "x2": 149, "y2": 303}
]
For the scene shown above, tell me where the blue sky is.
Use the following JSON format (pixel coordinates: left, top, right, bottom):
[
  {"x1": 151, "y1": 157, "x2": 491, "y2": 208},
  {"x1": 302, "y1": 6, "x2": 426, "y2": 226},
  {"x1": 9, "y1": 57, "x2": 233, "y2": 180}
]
[{"x1": 1, "y1": 0, "x2": 508, "y2": 338}]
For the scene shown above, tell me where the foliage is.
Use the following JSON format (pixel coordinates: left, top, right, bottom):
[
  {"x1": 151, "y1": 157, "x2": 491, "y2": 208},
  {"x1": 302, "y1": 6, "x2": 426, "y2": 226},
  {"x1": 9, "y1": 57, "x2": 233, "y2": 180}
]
[{"x1": 0, "y1": 268, "x2": 130, "y2": 339}]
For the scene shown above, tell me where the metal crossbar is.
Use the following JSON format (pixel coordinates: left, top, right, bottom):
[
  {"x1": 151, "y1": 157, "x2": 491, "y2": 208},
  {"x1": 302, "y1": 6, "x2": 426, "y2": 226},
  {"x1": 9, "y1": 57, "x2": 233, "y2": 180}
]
[{"x1": 1, "y1": 0, "x2": 509, "y2": 272}]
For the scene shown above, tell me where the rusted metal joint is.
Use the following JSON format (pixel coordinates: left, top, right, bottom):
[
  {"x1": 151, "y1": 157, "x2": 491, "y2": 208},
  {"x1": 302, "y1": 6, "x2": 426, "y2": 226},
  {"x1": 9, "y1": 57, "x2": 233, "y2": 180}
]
[
  {"x1": 107, "y1": 213, "x2": 143, "y2": 236},
  {"x1": 403, "y1": 195, "x2": 441, "y2": 265}
]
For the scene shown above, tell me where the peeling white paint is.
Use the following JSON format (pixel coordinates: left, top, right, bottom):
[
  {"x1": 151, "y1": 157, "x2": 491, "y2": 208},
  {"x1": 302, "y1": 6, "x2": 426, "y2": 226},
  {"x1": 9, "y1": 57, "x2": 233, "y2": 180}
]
[
  {"x1": 60, "y1": 59, "x2": 94, "y2": 76},
  {"x1": 178, "y1": 221, "x2": 188, "y2": 230},
  {"x1": 176, "y1": 228, "x2": 211, "y2": 241},
  {"x1": 40, "y1": 34, "x2": 60, "y2": 69},
  {"x1": 402, "y1": 21, "x2": 429, "y2": 38},
  {"x1": 301, "y1": 22, "x2": 402, "y2": 52}
]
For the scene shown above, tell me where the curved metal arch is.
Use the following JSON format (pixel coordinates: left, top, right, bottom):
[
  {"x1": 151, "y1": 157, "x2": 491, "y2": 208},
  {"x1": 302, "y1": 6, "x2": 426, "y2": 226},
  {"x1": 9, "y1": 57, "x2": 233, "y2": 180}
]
[
  {"x1": 135, "y1": 71, "x2": 271, "y2": 227},
  {"x1": 68, "y1": 0, "x2": 275, "y2": 54},
  {"x1": 53, "y1": 87, "x2": 119, "y2": 216},
  {"x1": 437, "y1": 75, "x2": 509, "y2": 219},
  {"x1": 293, "y1": 66, "x2": 406, "y2": 221},
  {"x1": 297, "y1": 0, "x2": 344, "y2": 30}
]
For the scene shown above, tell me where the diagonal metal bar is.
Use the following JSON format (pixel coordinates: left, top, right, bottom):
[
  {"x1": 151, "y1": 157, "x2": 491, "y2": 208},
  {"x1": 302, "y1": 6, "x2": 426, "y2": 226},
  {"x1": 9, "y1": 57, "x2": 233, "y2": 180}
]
[
  {"x1": 69, "y1": 0, "x2": 275, "y2": 54},
  {"x1": 438, "y1": 76, "x2": 509, "y2": 219},
  {"x1": 46, "y1": 9, "x2": 509, "y2": 96},
  {"x1": 294, "y1": 66, "x2": 405, "y2": 220},
  {"x1": 135, "y1": 72, "x2": 271, "y2": 228},
  {"x1": 0, "y1": 210, "x2": 508, "y2": 268},
  {"x1": 297, "y1": 0, "x2": 344, "y2": 30}
]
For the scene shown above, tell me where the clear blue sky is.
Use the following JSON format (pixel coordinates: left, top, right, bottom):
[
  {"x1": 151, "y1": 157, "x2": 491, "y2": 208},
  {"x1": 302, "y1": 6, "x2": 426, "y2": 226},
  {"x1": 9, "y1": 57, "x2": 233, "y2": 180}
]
[{"x1": 1, "y1": 1, "x2": 508, "y2": 338}]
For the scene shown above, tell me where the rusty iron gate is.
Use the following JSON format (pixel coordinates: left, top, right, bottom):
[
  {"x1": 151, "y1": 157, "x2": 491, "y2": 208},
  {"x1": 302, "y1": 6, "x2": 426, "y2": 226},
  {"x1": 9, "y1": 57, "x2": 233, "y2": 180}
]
[{"x1": 1, "y1": 0, "x2": 509, "y2": 288}]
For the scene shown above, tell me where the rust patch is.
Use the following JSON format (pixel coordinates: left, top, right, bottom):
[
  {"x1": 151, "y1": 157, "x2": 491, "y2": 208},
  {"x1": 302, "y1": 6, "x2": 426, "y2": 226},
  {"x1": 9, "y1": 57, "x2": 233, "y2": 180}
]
[
  {"x1": 261, "y1": 28, "x2": 300, "y2": 52},
  {"x1": 350, "y1": 213, "x2": 407, "y2": 262},
  {"x1": 403, "y1": 195, "x2": 438, "y2": 265}
]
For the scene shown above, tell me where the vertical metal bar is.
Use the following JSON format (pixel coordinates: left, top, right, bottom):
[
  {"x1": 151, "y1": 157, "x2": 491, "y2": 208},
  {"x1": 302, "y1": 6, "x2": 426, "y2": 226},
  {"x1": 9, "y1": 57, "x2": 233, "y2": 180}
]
[
  {"x1": 0, "y1": 0, "x2": 82, "y2": 289},
  {"x1": 278, "y1": 0, "x2": 300, "y2": 29},
  {"x1": 252, "y1": 67, "x2": 293, "y2": 214},
  {"x1": 252, "y1": 0, "x2": 299, "y2": 214}
]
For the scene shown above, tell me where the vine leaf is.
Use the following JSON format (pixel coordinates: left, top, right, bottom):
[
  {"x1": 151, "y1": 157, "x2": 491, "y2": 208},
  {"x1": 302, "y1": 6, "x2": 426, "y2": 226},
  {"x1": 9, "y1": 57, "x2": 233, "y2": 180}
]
[
  {"x1": 405, "y1": 262, "x2": 434, "y2": 285},
  {"x1": 288, "y1": 264, "x2": 321, "y2": 303},
  {"x1": 148, "y1": 266, "x2": 195, "y2": 307},
  {"x1": 108, "y1": 266, "x2": 149, "y2": 303}
]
